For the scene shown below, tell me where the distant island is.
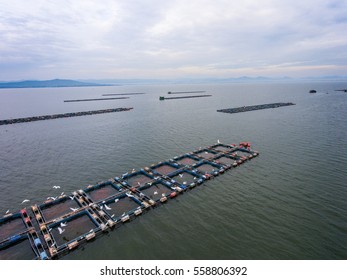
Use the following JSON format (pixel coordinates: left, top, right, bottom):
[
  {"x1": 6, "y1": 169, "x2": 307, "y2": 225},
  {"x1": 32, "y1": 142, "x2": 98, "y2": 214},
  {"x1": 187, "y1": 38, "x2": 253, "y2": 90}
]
[{"x1": 0, "y1": 79, "x2": 109, "y2": 89}]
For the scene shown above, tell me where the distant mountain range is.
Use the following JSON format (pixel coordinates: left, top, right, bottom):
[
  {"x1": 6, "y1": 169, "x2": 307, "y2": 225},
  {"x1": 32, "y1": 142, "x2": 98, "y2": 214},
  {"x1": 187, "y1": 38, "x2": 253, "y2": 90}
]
[
  {"x1": 1, "y1": 76, "x2": 346, "y2": 88},
  {"x1": 0, "y1": 79, "x2": 108, "y2": 89},
  {"x1": 81, "y1": 75, "x2": 347, "y2": 85}
]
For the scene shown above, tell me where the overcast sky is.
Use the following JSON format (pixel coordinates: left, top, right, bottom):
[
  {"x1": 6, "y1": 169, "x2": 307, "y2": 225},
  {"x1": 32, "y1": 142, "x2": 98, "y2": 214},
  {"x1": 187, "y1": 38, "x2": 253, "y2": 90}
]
[{"x1": 1, "y1": 0, "x2": 347, "y2": 80}]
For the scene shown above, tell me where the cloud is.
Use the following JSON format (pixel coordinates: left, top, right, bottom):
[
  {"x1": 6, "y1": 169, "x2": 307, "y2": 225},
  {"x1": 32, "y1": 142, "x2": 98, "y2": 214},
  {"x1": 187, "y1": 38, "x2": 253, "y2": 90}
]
[{"x1": 0, "y1": 0, "x2": 347, "y2": 80}]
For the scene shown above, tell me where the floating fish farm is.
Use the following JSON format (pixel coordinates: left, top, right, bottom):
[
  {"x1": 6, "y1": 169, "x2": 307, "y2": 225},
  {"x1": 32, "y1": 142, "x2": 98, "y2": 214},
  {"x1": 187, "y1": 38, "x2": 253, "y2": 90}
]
[
  {"x1": 0, "y1": 108, "x2": 133, "y2": 126},
  {"x1": 0, "y1": 142, "x2": 259, "y2": 260},
  {"x1": 217, "y1": 102, "x2": 295, "y2": 114}
]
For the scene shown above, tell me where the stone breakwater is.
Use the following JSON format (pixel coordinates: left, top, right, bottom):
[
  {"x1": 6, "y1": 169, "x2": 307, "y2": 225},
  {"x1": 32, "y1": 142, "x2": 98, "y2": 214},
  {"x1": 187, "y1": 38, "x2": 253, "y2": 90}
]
[
  {"x1": 217, "y1": 102, "x2": 295, "y2": 114},
  {"x1": 160, "y1": 95, "x2": 211, "y2": 100},
  {"x1": 0, "y1": 108, "x2": 133, "y2": 126}
]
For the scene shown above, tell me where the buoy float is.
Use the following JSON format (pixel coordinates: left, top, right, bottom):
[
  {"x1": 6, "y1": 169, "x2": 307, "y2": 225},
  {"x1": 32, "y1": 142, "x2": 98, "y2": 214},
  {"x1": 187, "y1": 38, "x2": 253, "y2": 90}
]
[{"x1": 169, "y1": 192, "x2": 177, "y2": 198}]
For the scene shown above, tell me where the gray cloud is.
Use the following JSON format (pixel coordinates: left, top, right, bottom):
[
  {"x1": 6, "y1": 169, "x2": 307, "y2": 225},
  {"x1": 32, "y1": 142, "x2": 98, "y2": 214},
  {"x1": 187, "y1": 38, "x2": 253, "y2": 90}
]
[{"x1": 1, "y1": 0, "x2": 347, "y2": 80}]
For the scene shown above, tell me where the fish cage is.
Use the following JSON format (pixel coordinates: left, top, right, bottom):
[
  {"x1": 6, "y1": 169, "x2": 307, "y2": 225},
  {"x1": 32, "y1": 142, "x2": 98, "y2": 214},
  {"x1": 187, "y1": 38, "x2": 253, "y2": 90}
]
[
  {"x1": 121, "y1": 170, "x2": 155, "y2": 188},
  {"x1": 0, "y1": 233, "x2": 37, "y2": 260},
  {"x1": 210, "y1": 143, "x2": 237, "y2": 153},
  {"x1": 169, "y1": 169, "x2": 204, "y2": 189},
  {"x1": 213, "y1": 154, "x2": 238, "y2": 168},
  {"x1": 193, "y1": 161, "x2": 224, "y2": 177},
  {"x1": 98, "y1": 192, "x2": 144, "y2": 222},
  {"x1": 173, "y1": 154, "x2": 201, "y2": 167},
  {"x1": 37, "y1": 195, "x2": 83, "y2": 223},
  {"x1": 234, "y1": 147, "x2": 259, "y2": 159},
  {"x1": 193, "y1": 149, "x2": 220, "y2": 160},
  {"x1": 0, "y1": 213, "x2": 28, "y2": 242},
  {"x1": 150, "y1": 161, "x2": 181, "y2": 176},
  {"x1": 83, "y1": 180, "x2": 123, "y2": 203},
  {"x1": 226, "y1": 149, "x2": 254, "y2": 162},
  {"x1": 48, "y1": 209, "x2": 102, "y2": 252},
  {"x1": 0, "y1": 210, "x2": 48, "y2": 260},
  {"x1": 137, "y1": 180, "x2": 176, "y2": 203}
]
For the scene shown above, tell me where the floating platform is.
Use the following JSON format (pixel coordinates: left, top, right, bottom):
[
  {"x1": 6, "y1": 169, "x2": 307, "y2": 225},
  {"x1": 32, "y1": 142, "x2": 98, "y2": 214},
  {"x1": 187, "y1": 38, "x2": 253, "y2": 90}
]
[
  {"x1": 168, "y1": 91, "x2": 206, "y2": 94},
  {"x1": 217, "y1": 102, "x2": 295, "y2": 114},
  {"x1": 159, "y1": 95, "x2": 212, "y2": 100},
  {"x1": 0, "y1": 108, "x2": 133, "y2": 126},
  {"x1": 63, "y1": 97, "x2": 129, "y2": 102},
  {"x1": 0, "y1": 141, "x2": 259, "y2": 260}
]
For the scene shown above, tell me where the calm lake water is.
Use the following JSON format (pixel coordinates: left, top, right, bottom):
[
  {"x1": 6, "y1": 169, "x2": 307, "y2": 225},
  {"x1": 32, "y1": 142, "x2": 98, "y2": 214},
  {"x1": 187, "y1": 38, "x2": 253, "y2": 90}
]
[{"x1": 0, "y1": 82, "x2": 347, "y2": 260}]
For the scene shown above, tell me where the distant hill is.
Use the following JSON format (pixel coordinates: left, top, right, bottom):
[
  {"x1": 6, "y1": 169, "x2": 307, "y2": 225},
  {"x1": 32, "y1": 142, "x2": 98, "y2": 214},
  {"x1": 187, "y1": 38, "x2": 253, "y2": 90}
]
[
  {"x1": 80, "y1": 75, "x2": 347, "y2": 85},
  {"x1": 2, "y1": 76, "x2": 346, "y2": 88},
  {"x1": 0, "y1": 79, "x2": 109, "y2": 89}
]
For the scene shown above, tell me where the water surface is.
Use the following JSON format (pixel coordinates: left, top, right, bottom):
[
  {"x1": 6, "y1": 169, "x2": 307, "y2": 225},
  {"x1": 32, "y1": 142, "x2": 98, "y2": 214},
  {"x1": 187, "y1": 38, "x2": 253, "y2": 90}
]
[{"x1": 0, "y1": 82, "x2": 346, "y2": 259}]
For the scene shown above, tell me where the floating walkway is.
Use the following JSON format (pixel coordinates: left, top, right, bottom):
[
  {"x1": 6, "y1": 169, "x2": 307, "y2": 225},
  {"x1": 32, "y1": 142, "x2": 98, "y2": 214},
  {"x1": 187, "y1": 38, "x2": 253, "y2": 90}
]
[
  {"x1": 217, "y1": 102, "x2": 295, "y2": 114},
  {"x1": 0, "y1": 108, "x2": 133, "y2": 126},
  {"x1": 0, "y1": 142, "x2": 259, "y2": 260},
  {"x1": 63, "y1": 97, "x2": 129, "y2": 102},
  {"x1": 159, "y1": 95, "x2": 212, "y2": 100},
  {"x1": 168, "y1": 91, "x2": 206, "y2": 94}
]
